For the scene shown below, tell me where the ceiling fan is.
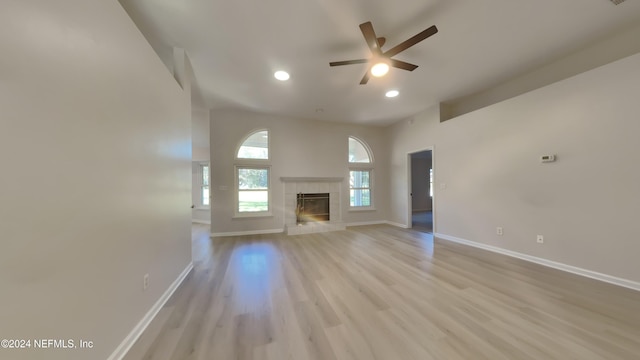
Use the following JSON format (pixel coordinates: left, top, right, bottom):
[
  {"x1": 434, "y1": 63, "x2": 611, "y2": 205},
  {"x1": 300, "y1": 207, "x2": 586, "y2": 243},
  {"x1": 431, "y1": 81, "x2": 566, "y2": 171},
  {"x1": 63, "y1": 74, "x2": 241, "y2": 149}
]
[{"x1": 330, "y1": 21, "x2": 438, "y2": 85}]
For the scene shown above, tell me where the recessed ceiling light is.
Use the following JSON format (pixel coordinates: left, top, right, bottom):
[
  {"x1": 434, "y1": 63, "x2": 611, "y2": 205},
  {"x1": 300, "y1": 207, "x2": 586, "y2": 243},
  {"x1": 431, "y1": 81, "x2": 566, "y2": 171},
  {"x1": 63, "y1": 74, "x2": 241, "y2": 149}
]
[
  {"x1": 385, "y1": 90, "x2": 399, "y2": 98},
  {"x1": 371, "y1": 62, "x2": 389, "y2": 77},
  {"x1": 274, "y1": 70, "x2": 290, "y2": 81}
]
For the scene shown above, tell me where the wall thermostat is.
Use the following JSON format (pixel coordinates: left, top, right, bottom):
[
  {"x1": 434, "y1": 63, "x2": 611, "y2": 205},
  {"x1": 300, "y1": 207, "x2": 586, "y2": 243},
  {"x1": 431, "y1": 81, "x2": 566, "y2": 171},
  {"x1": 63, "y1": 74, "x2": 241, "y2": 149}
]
[{"x1": 540, "y1": 154, "x2": 556, "y2": 163}]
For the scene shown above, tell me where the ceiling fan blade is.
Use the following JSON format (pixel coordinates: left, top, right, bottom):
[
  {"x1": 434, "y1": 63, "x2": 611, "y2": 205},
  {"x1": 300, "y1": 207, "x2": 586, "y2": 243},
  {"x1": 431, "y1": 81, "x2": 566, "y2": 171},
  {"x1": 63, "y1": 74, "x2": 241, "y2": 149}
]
[
  {"x1": 359, "y1": 21, "x2": 382, "y2": 55},
  {"x1": 329, "y1": 59, "x2": 369, "y2": 67},
  {"x1": 360, "y1": 71, "x2": 370, "y2": 85},
  {"x1": 384, "y1": 25, "x2": 438, "y2": 58},
  {"x1": 390, "y1": 59, "x2": 418, "y2": 71}
]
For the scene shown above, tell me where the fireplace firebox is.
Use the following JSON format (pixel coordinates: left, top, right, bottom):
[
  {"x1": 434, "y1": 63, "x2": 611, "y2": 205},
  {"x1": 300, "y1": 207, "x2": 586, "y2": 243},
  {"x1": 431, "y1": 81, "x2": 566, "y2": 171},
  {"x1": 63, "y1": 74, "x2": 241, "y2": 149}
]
[{"x1": 296, "y1": 193, "x2": 329, "y2": 224}]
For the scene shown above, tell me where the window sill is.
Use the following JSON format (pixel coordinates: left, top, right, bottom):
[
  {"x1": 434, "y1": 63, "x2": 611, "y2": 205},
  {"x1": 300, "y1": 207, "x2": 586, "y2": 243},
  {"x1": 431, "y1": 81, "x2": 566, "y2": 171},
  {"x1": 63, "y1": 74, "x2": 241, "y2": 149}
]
[
  {"x1": 233, "y1": 212, "x2": 273, "y2": 219},
  {"x1": 348, "y1": 207, "x2": 376, "y2": 212}
]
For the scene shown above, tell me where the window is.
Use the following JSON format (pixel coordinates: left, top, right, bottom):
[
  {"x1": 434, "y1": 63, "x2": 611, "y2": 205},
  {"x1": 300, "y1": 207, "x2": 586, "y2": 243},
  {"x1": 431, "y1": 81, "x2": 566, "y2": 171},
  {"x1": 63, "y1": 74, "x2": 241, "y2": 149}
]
[
  {"x1": 202, "y1": 164, "x2": 210, "y2": 206},
  {"x1": 236, "y1": 130, "x2": 271, "y2": 215},
  {"x1": 350, "y1": 170, "x2": 371, "y2": 207},
  {"x1": 193, "y1": 162, "x2": 210, "y2": 208},
  {"x1": 429, "y1": 168, "x2": 433, "y2": 198},
  {"x1": 348, "y1": 137, "x2": 371, "y2": 163},
  {"x1": 238, "y1": 130, "x2": 268, "y2": 159},
  {"x1": 348, "y1": 136, "x2": 374, "y2": 208},
  {"x1": 237, "y1": 167, "x2": 269, "y2": 213}
]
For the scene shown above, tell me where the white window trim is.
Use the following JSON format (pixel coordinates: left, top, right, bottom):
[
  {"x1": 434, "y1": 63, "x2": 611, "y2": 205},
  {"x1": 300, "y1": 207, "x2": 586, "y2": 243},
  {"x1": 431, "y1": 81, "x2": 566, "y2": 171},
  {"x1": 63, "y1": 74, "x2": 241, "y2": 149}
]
[
  {"x1": 201, "y1": 163, "x2": 210, "y2": 208},
  {"x1": 194, "y1": 162, "x2": 210, "y2": 209},
  {"x1": 234, "y1": 129, "x2": 272, "y2": 217},
  {"x1": 348, "y1": 136, "x2": 374, "y2": 210},
  {"x1": 348, "y1": 136, "x2": 374, "y2": 164},
  {"x1": 234, "y1": 165, "x2": 272, "y2": 218},
  {"x1": 349, "y1": 167, "x2": 374, "y2": 209},
  {"x1": 236, "y1": 128, "x2": 270, "y2": 161}
]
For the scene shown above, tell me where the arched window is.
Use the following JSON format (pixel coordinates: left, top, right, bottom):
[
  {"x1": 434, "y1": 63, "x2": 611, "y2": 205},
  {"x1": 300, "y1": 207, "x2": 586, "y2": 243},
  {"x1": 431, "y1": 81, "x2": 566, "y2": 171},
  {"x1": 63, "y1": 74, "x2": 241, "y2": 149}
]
[
  {"x1": 348, "y1": 136, "x2": 371, "y2": 163},
  {"x1": 237, "y1": 130, "x2": 269, "y2": 160},
  {"x1": 236, "y1": 130, "x2": 270, "y2": 215},
  {"x1": 348, "y1": 136, "x2": 374, "y2": 208}
]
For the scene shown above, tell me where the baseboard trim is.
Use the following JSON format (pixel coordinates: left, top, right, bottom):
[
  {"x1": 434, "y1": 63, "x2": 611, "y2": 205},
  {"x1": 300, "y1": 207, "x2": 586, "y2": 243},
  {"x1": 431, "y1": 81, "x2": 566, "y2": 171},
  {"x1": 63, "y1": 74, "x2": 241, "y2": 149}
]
[
  {"x1": 107, "y1": 262, "x2": 194, "y2": 360},
  {"x1": 346, "y1": 220, "x2": 387, "y2": 227},
  {"x1": 191, "y1": 219, "x2": 211, "y2": 225},
  {"x1": 210, "y1": 228, "x2": 284, "y2": 237},
  {"x1": 434, "y1": 232, "x2": 640, "y2": 292},
  {"x1": 386, "y1": 221, "x2": 409, "y2": 229}
]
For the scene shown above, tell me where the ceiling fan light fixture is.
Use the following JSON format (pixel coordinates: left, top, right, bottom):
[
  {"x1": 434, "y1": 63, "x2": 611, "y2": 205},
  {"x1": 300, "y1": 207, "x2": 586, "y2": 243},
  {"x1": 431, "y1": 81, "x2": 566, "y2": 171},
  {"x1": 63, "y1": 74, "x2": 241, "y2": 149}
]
[
  {"x1": 371, "y1": 62, "x2": 390, "y2": 77},
  {"x1": 385, "y1": 90, "x2": 399, "y2": 98},
  {"x1": 274, "y1": 70, "x2": 290, "y2": 81},
  {"x1": 329, "y1": 21, "x2": 437, "y2": 85}
]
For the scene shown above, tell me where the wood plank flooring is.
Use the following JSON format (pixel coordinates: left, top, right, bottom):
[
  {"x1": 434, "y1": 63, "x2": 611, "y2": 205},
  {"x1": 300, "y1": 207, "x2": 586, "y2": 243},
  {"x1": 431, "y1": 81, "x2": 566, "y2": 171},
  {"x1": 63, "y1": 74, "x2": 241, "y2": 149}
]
[{"x1": 124, "y1": 224, "x2": 640, "y2": 359}]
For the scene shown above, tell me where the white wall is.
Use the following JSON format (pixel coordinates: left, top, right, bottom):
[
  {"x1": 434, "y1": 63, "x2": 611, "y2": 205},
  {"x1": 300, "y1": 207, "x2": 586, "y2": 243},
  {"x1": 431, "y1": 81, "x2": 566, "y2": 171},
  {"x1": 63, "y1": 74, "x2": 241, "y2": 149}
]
[
  {"x1": 210, "y1": 109, "x2": 389, "y2": 234},
  {"x1": 0, "y1": 1, "x2": 192, "y2": 359},
  {"x1": 192, "y1": 107, "x2": 210, "y2": 162},
  {"x1": 388, "y1": 52, "x2": 640, "y2": 284},
  {"x1": 445, "y1": 20, "x2": 640, "y2": 119}
]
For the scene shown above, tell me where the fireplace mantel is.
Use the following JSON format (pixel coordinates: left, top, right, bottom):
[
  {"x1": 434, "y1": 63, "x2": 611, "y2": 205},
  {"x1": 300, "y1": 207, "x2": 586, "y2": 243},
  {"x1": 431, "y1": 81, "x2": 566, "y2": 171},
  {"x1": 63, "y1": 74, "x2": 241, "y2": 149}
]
[{"x1": 280, "y1": 177, "x2": 343, "y2": 183}]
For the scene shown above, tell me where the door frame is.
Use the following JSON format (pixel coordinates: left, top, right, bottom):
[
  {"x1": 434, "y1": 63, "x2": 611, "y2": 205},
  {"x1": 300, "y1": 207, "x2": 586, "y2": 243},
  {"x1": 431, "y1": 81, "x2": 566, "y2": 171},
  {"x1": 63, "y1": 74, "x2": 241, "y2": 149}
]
[{"x1": 407, "y1": 146, "x2": 435, "y2": 232}]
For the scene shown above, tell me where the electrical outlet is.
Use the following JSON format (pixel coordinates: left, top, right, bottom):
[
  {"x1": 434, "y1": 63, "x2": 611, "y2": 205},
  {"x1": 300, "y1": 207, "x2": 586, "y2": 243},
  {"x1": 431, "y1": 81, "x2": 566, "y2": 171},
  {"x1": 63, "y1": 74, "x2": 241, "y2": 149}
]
[
  {"x1": 537, "y1": 235, "x2": 544, "y2": 244},
  {"x1": 143, "y1": 274, "x2": 149, "y2": 290},
  {"x1": 496, "y1": 227, "x2": 503, "y2": 236}
]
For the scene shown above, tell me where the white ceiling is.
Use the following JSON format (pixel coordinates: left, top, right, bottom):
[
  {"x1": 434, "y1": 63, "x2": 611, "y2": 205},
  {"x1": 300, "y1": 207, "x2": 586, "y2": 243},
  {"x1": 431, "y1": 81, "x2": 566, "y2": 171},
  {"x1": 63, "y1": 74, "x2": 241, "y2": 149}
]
[{"x1": 120, "y1": 0, "x2": 640, "y2": 126}]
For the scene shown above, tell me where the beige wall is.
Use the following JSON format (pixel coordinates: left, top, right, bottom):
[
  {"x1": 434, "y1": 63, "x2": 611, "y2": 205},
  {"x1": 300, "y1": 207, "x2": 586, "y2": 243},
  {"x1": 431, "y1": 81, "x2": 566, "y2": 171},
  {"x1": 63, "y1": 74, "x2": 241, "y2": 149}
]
[
  {"x1": 210, "y1": 109, "x2": 389, "y2": 234},
  {"x1": 388, "y1": 52, "x2": 640, "y2": 283},
  {"x1": 0, "y1": 1, "x2": 192, "y2": 359}
]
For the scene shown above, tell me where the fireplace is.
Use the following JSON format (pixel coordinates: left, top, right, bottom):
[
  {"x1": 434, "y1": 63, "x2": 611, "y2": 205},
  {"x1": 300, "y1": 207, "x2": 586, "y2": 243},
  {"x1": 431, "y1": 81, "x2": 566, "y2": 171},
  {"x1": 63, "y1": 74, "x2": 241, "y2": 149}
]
[
  {"x1": 297, "y1": 193, "x2": 329, "y2": 224},
  {"x1": 281, "y1": 177, "x2": 345, "y2": 235}
]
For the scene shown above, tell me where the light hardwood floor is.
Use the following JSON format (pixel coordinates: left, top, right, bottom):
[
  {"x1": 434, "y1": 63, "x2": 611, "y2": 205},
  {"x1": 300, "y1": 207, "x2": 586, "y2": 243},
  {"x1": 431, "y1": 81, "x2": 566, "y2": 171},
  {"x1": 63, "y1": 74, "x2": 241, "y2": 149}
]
[{"x1": 124, "y1": 224, "x2": 640, "y2": 360}]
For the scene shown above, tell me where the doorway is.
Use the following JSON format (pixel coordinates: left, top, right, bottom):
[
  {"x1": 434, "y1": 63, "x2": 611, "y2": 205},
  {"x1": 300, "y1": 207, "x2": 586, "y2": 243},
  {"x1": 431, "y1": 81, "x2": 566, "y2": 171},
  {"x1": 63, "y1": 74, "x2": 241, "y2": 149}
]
[{"x1": 409, "y1": 149, "x2": 433, "y2": 233}]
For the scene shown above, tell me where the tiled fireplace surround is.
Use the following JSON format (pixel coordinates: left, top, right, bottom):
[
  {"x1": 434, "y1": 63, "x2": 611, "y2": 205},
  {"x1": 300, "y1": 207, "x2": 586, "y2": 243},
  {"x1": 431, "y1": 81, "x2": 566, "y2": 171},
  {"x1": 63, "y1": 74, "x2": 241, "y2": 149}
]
[{"x1": 281, "y1": 177, "x2": 346, "y2": 235}]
